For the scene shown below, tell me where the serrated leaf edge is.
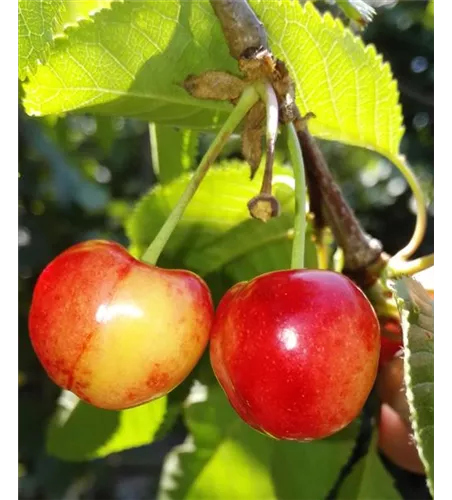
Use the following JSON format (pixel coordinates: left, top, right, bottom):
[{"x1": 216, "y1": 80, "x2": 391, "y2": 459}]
[
  {"x1": 22, "y1": 0, "x2": 125, "y2": 114},
  {"x1": 55, "y1": 0, "x2": 121, "y2": 42},
  {"x1": 19, "y1": 0, "x2": 65, "y2": 80},
  {"x1": 394, "y1": 277, "x2": 434, "y2": 495},
  {"x1": 264, "y1": 0, "x2": 405, "y2": 157}
]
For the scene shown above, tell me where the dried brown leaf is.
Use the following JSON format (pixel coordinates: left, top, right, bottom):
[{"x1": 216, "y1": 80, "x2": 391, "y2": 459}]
[
  {"x1": 183, "y1": 71, "x2": 246, "y2": 102},
  {"x1": 239, "y1": 47, "x2": 276, "y2": 81},
  {"x1": 242, "y1": 101, "x2": 265, "y2": 178}
]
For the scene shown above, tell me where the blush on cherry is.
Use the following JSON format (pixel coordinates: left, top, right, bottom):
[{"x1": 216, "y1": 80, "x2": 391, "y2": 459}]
[{"x1": 29, "y1": 240, "x2": 214, "y2": 410}]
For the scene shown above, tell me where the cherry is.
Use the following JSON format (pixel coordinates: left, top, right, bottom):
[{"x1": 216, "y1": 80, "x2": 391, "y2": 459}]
[
  {"x1": 29, "y1": 240, "x2": 214, "y2": 410},
  {"x1": 210, "y1": 269, "x2": 380, "y2": 441},
  {"x1": 377, "y1": 357, "x2": 424, "y2": 474},
  {"x1": 378, "y1": 403, "x2": 425, "y2": 475},
  {"x1": 379, "y1": 316, "x2": 403, "y2": 366}
]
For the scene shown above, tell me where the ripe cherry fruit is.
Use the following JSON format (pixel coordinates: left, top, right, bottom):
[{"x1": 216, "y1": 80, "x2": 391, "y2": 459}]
[
  {"x1": 210, "y1": 269, "x2": 380, "y2": 441},
  {"x1": 29, "y1": 240, "x2": 214, "y2": 410},
  {"x1": 379, "y1": 316, "x2": 403, "y2": 366}
]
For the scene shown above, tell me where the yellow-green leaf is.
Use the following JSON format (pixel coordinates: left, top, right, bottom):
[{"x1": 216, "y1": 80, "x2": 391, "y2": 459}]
[
  {"x1": 126, "y1": 161, "x2": 317, "y2": 282},
  {"x1": 47, "y1": 392, "x2": 167, "y2": 461},
  {"x1": 19, "y1": 0, "x2": 64, "y2": 80},
  {"x1": 250, "y1": 0, "x2": 404, "y2": 157},
  {"x1": 22, "y1": 1, "x2": 403, "y2": 158}
]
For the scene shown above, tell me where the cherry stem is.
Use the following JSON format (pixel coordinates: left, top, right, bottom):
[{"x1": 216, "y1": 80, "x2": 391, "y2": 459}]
[
  {"x1": 392, "y1": 155, "x2": 427, "y2": 261},
  {"x1": 209, "y1": 0, "x2": 268, "y2": 60},
  {"x1": 259, "y1": 82, "x2": 279, "y2": 195},
  {"x1": 333, "y1": 247, "x2": 345, "y2": 273},
  {"x1": 287, "y1": 122, "x2": 307, "y2": 270},
  {"x1": 141, "y1": 85, "x2": 260, "y2": 265},
  {"x1": 315, "y1": 229, "x2": 329, "y2": 270},
  {"x1": 387, "y1": 253, "x2": 434, "y2": 278}
]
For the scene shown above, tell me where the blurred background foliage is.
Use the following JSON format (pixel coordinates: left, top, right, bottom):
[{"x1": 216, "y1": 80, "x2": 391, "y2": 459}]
[{"x1": 19, "y1": 1, "x2": 433, "y2": 498}]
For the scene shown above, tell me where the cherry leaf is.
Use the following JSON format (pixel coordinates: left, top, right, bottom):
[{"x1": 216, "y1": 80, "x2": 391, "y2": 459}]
[
  {"x1": 250, "y1": 0, "x2": 403, "y2": 157},
  {"x1": 19, "y1": 0, "x2": 65, "y2": 80},
  {"x1": 19, "y1": 0, "x2": 115, "y2": 81},
  {"x1": 46, "y1": 391, "x2": 166, "y2": 461},
  {"x1": 22, "y1": 1, "x2": 403, "y2": 158},
  {"x1": 337, "y1": 432, "x2": 401, "y2": 499},
  {"x1": 22, "y1": 0, "x2": 236, "y2": 129},
  {"x1": 393, "y1": 276, "x2": 434, "y2": 496},
  {"x1": 158, "y1": 381, "x2": 359, "y2": 500},
  {"x1": 126, "y1": 161, "x2": 317, "y2": 282}
]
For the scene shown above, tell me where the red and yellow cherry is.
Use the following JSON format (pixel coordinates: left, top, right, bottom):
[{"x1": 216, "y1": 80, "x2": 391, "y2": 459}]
[
  {"x1": 210, "y1": 269, "x2": 380, "y2": 441},
  {"x1": 29, "y1": 240, "x2": 214, "y2": 410}
]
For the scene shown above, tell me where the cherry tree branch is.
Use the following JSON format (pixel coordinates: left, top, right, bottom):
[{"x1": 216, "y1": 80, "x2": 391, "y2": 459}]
[
  {"x1": 209, "y1": 0, "x2": 268, "y2": 59},
  {"x1": 210, "y1": 0, "x2": 388, "y2": 285}
]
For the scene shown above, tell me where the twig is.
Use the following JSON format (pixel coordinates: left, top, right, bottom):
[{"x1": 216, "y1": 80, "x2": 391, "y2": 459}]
[{"x1": 209, "y1": 0, "x2": 268, "y2": 60}]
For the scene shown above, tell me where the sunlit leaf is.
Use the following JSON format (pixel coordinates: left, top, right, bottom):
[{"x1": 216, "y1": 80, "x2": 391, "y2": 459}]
[
  {"x1": 47, "y1": 391, "x2": 166, "y2": 461},
  {"x1": 60, "y1": 0, "x2": 114, "y2": 26},
  {"x1": 158, "y1": 380, "x2": 359, "y2": 500},
  {"x1": 23, "y1": 1, "x2": 403, "y2": 158},
  {"x1": 126, "y1": 161, "x2": 316, "y2": 281},
  {"x1": 23, "y1": 0, "x2": 235, "y2": 129},
  {"x1": 19, "y1": 0, "x2": 64, "y2": 80},
  {"x1": 250, "y1": 0, "x2": 403, "y2": 157}
]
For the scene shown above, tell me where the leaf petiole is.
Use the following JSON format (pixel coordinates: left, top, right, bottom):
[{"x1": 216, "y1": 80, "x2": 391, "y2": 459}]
[
  {"x1": 392, "y1": 155, "x2": 428, "y2": 261},
  {"x1": 387, "y1": 253, "x2": 434, "y2": 279},
  {"x1": 141, "y1": 85, "x2": 260, "y2": 265}
]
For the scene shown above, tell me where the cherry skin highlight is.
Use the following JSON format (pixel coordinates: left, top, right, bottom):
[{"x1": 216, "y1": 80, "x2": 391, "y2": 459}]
[
  {"x1": 29, "y1": 240, "x2": 214, "y2": 410},
  {"x1": 210, "y1": 269, "x2": 380, "y2": 441}
]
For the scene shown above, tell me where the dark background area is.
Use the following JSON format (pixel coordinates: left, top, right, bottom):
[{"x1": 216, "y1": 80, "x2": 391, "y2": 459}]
[{"x1": 19, "y1": 1, "x2": 433, "y2": 498}]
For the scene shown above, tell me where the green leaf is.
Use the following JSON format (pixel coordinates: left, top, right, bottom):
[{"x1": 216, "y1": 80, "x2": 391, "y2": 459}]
[
  {"x1": 153, "y1": 369, "x2": 198, "y2": 441},
  {"x1": 22, "y1": 1, "x2": 403, "y2": 158},
  {"x1": 126, "y1": 161, "x2": 316, "y2": 280},
  {"x1": 47, "y1": 391, "x2": 166, "y2": 461},
  {"x1": 149, "y1": 124, "x2": 199, "y2": 184},
  {"x1": 158, "y1": 380, "x2": 359, "y2": 500},
  {"x1": 18, "y1": 0, "x2": 64, "y2": 80},
  {"x1": 159, "y1": 382, "x2": 275, "y2": 500},
  {"x1": 337, "y1": 432, "x2": 401, "y2": 500},
  {"x1": 250, "y1": 0, "x2": 403, "y2": 157},
  {"x1": 393, "y1": 276, "x2": 434, "y2": 495},
  {"x1": 271, "y1": 421, "x2": 360, "y2": 499},
  {"x1": 19, "y1": 0, "x2": 115, "y2": 81},
  {"x1": 60, "y1": 0, "x2": 114, "y2": 26},
  {"x1": 23, "y1": 0, "x2": 235, "y2": 129}
]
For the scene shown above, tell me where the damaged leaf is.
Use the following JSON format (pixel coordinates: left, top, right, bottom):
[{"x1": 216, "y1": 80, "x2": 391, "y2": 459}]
[
  {"x1": 242, "y1": 101, "x2": 265, "y2": 178},
  {"x1": 183, "y1": 71, "x2": 246, "y2": 102}
]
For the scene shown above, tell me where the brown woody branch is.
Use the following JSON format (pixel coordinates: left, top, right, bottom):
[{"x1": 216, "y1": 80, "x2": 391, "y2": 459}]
[{"x1": 210, "y1": 0, "x2": 388, "y2": 285}]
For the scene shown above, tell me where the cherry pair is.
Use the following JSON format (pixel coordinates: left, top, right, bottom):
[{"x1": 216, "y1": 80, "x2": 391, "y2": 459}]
[{"x1": 29, "y1": 240, "x2": 380, "y2": 441}]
